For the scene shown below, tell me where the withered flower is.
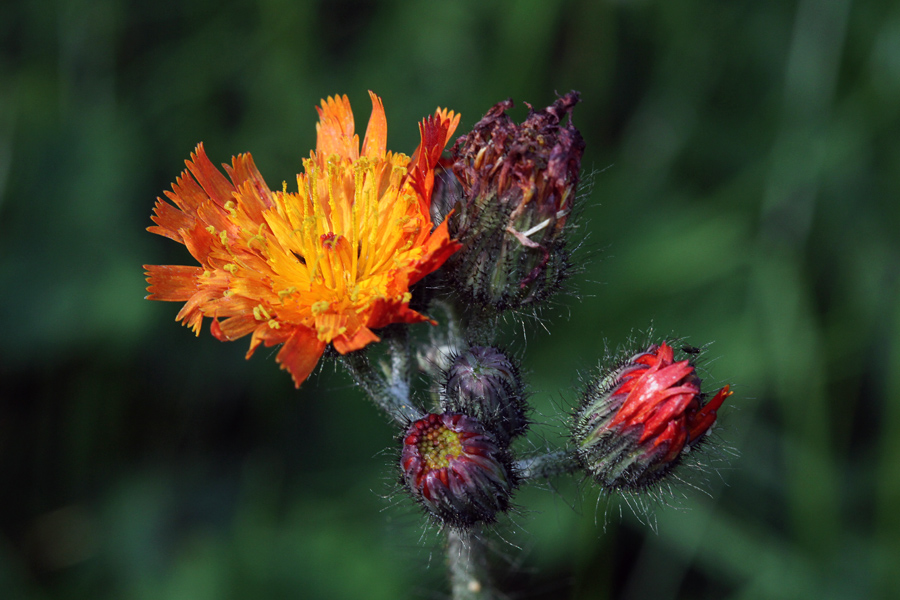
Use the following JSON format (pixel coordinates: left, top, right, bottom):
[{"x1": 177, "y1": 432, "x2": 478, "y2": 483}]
[{"x1": 444, "y1": 92, "x2": 584, "y2": 312}]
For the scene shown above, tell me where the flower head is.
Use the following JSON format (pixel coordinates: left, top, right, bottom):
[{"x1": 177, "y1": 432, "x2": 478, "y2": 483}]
[
  {"x1": 443, "y1": 92, "x2": 584, "y2": 311},
  {"x1": 442, "y1": 346, "x2": 528, "y2": 444},
  {"x1": 573, "y1": 342, "x2": 731, "y2": 490},
  {"x1": 401, "y1": 412, "x2": 516, "y2": 529},
  {"x1": 145, "y1": 92, "x2": 461, "y2": 387}
]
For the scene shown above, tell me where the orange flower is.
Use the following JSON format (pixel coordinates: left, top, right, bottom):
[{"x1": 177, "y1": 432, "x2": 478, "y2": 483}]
[{"x1": 145, "y1": 92, "x2": 461, "y2": 387}]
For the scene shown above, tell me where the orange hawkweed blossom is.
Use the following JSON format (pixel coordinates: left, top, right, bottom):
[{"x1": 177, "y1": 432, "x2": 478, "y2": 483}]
[{"x1": 144, "y1": 92, "x2": 461, "y2": 387}]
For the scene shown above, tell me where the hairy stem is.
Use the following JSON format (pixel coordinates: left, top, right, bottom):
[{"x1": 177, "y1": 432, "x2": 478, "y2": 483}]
[
  {"x1": 341, "y1": 349, "x2": 421, "y2": 424},
  {"x1": 386, "y1": 326, "x2": 412, "y2": 408},
  {"x1": 516, "y1": 449, "x2": 581, "y2": 480},
  {"x1": 447, "y1": 528, "x2": 496, "y2": 600},
  {"x1": 464, "y1": 305, "x2": 500, "y2": 347}
]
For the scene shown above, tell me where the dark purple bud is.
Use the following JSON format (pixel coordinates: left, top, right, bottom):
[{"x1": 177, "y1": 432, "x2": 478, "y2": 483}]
[{"x1": 442, "y1": 346, "x2": 528, "y2": 443}]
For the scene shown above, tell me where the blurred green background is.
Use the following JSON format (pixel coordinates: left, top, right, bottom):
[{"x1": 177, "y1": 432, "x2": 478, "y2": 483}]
[{"x1": 2, "y1": 0, "x2": 899, "y2": 598}]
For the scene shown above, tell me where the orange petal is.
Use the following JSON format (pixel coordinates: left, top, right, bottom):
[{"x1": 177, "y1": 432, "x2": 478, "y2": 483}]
[
  {"x1": 314, "y1": 313, "x2": 349, "y2": 343},
  {"x1": 196, "y1": 199, "x2": 239, "y2": 239},
  {"x1": 174, "y1": 289, "x2": 220, "y2": 335},
  {"x1": 185, "y1": 143, "x2": 236, "y2": 208},
  {"x1": 148, "y1": 197, "x2": 194, "y2": 243},
  {"x1": 332, "y1": 326, "x2": 380, "y2": 354},
  {"x1": 144, "y1": 265, "x2": 202, "y2": 301},
  {"x1": 181, "y1": 221, "x2": 220, "y2": 266},
  {"x1": 276, "y1": 327, "x2": 327, "y2": 388},
  {"x1": 407, "y1": 110, "x2": 461, "y2": 215},
  {"x1": 244, "y1": 324, "x2": 277, "y2": 359},
  {"x1": 224, "y1": 152, "x2": 275, "y2": 222},
  {"x1": 435, "y1": 107, "x2": 461, "y2": 141},
  {"x1": 365, "y1": 297, "x2": 431, "y2": 330},
  {"x1": 361, "y1": 91, "x2": 387, "y2": 158},
  {"x1": 315, "y1": 94, "x2": 358, "y2": 160},
  {"x1": 211, "y1": 315, "x2": 258, "y2": 341},
  {"x1": 166, "y1": 170, "x2": 208, "y2": 217},
  {"x1": 183, "y1": 309, "x2": 204, "y2": 336},
  {"x1": 224, "y1": 152, "x2": 271, "y2": 196},
  {"x1": 407, "y1": 217, "x2": 462, "y2": 285}
]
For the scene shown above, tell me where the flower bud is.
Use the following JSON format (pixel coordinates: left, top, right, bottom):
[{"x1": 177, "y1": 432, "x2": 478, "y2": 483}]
[
  {"x1": 445, "y1": 92, "x2": 585, "y2": 312},
  {"x1": 441, "y1": 346, "x2": 528, "y2": 443},
  {"x1": 573, "y1": 342, "x2": 731, "y2": 491},
  {"x1": 401, "y1": 412, "x2": 517, "y2": 529}
]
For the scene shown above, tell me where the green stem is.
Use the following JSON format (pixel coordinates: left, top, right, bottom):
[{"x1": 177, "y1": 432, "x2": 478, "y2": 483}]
[
  {"x1": 447, "y1": 528, "x2": 496, "y2": 600},
  {"x1": 463, "y1": 305, "x2": 499, "y2": 347},
  {"x1": 341, "y1": 349, "x2": 421, "y2": 424},
  {"x1": 385, "y1": 326, "x2": 412, "y2": 409},
  {"x1": 516, "y1": 449, "x2": 580, "y2": 480}
]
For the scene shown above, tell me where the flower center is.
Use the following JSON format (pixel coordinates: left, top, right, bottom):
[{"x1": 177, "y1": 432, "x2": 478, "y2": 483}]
[{"x1": 416, "y1": 414, "x2": 465, "y2": 470}]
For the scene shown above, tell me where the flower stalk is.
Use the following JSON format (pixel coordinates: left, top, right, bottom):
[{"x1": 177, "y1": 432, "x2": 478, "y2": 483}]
[
  {"x1": 448, "y1": 528, "x2": 495, "y2": 600},
  {"x1": 341, "y1": 349, "x2": 421, "y2": 424},
  {"x1": 516, "y1": 449, "x2": 581, "y2": 480}
]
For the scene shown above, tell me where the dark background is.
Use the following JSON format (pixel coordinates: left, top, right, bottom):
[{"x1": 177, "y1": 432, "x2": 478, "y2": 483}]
[{"x1": 2, "y1": 0, "x2": 898, "y2": 598}]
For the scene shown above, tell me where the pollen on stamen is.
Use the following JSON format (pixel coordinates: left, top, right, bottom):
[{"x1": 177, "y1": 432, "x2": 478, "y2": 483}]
[{"x1": 248, "y1": 224, "x2": 268, "y2": 249}]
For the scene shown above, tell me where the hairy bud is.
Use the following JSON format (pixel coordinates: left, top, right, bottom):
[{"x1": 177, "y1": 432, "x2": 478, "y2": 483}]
[
  {"x1": 573, "y1": 342, "x2": 731, "y2": 491},
  {"x1": 444, "y1": 92, "x2": 585, "y2": 312},
  {"x1": 401, "y1": 412, "x2": 517, "y2": 529},
  {"x1": 442, "y1": 346, "x2": 528, "y2": 443}
]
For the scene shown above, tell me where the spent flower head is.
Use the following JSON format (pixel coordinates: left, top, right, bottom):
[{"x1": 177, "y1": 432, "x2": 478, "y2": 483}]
[
  {"x1": 443, "y1": 91, "x2": 585, "y2": 312},
  {"x1": 144, "y1": 92, "x2": 460, "y2": 387}
]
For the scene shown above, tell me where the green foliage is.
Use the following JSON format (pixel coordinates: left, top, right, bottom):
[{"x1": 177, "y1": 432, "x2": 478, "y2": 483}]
[{"x1": 2, "y1": 0, "x2": 899, "y2": 598}]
